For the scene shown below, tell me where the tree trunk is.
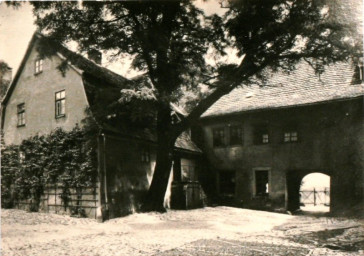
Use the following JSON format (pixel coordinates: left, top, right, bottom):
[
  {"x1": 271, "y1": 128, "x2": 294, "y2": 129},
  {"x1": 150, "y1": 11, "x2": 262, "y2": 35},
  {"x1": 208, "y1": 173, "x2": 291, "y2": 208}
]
[
  {"x1": 141, "y1": 139, "x2": 175, "y2": 212},
  {"x1": 141, "y1": 103, "x2": 176, "y2": 212}
]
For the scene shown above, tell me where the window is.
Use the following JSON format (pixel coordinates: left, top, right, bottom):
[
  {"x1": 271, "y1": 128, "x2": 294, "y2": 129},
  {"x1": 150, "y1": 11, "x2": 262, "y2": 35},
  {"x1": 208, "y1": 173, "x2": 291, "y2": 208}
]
[
  {"x1": 229, "y1": 125, "x2": 243, "y2": 145},
  {"x1": 255, "y1": 170, "x2": 269, "y2": 197},
  {"x1": 254, "y1": 126, "x2": 269, "y2": 144},
  {"x1": 219, "y1": 171, "x2": 235, "y2": 196},
  {"x1": 352, "y1": 65, "x2": 364, "y2": 84},
  {"x1": 141, "y1": 148, "x2": 150, "y2": 163},
  {"x1": 55, "y1": 90, "x2": 66, "y2": 118},
  {"x1": 35, "y1": 59, "x2": 43, "y2": 74},
  {"x1": 284, "y1": 131, "x2": 298, "y2": 142},
  {"x1": 19, "y1": 151, "x2": 25, "y2": 163},
  {"x1": 17, "y1": 103, "x2": 25, "y2": 126},
  {"x1": 181, "y1": 164, "x2": 197, "y2": 182},
  {"x1": 213, "y1": 127, "x2": 225, "y2": 147}
]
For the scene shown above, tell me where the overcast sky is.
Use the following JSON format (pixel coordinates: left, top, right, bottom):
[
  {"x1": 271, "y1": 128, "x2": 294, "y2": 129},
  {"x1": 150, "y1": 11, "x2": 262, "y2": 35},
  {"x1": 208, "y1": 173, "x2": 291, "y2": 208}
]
[
  {"x1": 0, "y1": 3, "x2": 35, "y2": 74},
  {"x1": 0, "y1": 1, "x2": 226, "y2": 78}
]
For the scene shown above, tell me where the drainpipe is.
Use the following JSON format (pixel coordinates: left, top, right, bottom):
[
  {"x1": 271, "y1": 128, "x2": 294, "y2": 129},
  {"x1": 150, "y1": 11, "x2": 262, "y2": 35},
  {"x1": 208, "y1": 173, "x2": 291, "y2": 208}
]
[
  {"x1": 96, "y1": 133, "x2": 103, "y2": 222},
  {"x1": 96, "y1": 132, "x2": 108, "y2": 222},
  {"x1": 102, "y1": 133, "x2": 109, "y2": 210}
]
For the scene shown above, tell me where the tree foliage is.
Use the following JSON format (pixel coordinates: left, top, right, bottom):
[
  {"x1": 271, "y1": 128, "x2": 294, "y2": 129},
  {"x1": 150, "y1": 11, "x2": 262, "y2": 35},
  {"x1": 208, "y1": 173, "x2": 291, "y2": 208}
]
[
  {"x1": 0, "y1": 60, "x2": 11, "y2": 100},
  {"x1": 28, "y1": 0, "x2": 361, "y2": 211}
]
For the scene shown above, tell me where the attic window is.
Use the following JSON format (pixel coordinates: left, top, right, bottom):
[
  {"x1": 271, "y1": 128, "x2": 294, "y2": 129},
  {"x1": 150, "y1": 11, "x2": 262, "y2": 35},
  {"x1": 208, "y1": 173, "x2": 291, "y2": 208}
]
[{"x1": 35, "y1": 59, "x2": 43, "y2": 74}]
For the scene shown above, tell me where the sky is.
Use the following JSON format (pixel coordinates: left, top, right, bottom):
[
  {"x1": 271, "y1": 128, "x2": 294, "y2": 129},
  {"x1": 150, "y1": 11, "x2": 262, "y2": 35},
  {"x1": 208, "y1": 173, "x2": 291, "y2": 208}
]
[
  {"x1": 0, "y1": 0, "x2": 226, "y2": 78},
  {"x1": 0, "y1": 1, "x2": 338, "y2": 189},
  {"x1": 0, "y1": 2, "x2": 36, "y2": 74}
]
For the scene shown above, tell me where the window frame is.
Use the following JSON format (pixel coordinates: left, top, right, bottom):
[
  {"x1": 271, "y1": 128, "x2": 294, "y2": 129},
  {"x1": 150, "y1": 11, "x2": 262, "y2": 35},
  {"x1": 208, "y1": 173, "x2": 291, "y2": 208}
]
[
  {"x1": 253, "y1": 168, "x2": 270, "y2": 197},
  {"x1": 55, "y1": 90, "x2": 66, "y2": 118},
  {"x1": 283, "y1": 131, "x2": 298, "y2": 143},
  {"x1": 141, "y1": 148, "x2": 150, "y2": 163},
  {"x1": 219, "y1": 170, "x2": 236, "y2": 197},
  {"x1": 254, "y1": 125, "x2": 269, "y2": 145},
  {"x1": 229, "y1": 124, "x2": 243, "y2": 146},
  {"x1": 17, "y1": 103, "x2": 25, "y2": 127},
  {"x1": 34, "y1": 58, "x2": 43, "y2": 75},
  {"x1": 212, "y1": 127, "x2": 226, "y2": 147}
]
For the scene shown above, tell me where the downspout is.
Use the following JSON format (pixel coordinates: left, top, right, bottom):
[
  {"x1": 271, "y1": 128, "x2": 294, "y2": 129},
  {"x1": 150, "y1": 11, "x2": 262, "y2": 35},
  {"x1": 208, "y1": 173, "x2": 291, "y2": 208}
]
[
  {"x1": 96, "y1": 133, "x2": 103, "y2": 222},
  {"x1": 96, "y1": 131, "x2": 109, "y2": 221},
  {"x1": 102, "y1": 133, "x2": 109, "y2": 209}
]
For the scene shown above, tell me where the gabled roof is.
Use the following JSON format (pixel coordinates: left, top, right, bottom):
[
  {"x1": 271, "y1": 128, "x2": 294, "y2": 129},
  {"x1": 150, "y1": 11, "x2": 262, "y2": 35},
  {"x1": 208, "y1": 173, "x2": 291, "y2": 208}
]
[
  {"x1": 2, "y1": 32, "x2": 201, "y2": 153},
  {"x1": 202, "y1": 61, "x2": 364, "y2": 118},
  {"x1": 1, "y1": 32, "x2": 132, "y2": 107}
]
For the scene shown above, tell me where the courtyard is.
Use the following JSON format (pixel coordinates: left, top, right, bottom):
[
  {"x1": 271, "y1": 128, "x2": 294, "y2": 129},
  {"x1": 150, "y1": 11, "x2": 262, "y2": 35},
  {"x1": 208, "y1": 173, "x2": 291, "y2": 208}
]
[{"x1": 1, "y1": 207, "x2": 363, "y2": 256}]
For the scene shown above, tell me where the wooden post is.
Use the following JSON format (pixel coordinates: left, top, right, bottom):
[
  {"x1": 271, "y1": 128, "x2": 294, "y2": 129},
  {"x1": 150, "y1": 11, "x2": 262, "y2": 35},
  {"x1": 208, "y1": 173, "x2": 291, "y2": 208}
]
[{"x1": 314, "y1": 188, "x2": 316, "y2": 206}]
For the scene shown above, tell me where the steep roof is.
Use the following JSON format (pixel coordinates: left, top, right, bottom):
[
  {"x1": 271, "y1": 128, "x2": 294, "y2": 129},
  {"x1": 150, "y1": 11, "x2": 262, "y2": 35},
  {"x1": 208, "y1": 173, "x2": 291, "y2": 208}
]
[
  {"x1": 202, "y1": 61, "x2": 364, "y2": 118},
  {"x1": 2, "y1": 32, "x2": 200, "y2": 153},
  {"x1": 1, "y1": 32, "x2": 132, "y2": 107}
]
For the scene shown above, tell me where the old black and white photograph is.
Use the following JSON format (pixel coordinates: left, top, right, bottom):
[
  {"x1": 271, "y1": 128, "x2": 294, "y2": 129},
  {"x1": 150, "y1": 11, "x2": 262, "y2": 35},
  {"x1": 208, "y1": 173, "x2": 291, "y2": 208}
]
[{"x1": 0, "y1": 0, "x2": 363, "y2": 255}]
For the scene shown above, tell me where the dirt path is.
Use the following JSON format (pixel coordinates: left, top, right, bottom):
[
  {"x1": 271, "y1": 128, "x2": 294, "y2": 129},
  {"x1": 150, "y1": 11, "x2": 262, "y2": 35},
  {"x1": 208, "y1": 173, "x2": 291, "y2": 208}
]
[{"x1": 1, "y1": 207, "x2": 363, "y2": 256}]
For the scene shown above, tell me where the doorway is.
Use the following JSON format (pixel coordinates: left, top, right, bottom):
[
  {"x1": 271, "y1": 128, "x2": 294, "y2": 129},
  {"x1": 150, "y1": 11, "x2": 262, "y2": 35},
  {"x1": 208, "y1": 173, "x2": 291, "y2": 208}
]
[{"x1": 300, "y1": 173, "x2": 330, "y2": 212}]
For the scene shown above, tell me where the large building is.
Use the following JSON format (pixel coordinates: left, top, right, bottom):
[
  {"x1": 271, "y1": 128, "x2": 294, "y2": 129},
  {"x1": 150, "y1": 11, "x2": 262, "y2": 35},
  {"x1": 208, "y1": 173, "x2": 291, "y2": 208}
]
[
  {"x1": 198, "y1": 61, "x2": 364, "y2": 214},
  {"x1": 1, "y1": 33, "x2": 203, "y2": 220}
]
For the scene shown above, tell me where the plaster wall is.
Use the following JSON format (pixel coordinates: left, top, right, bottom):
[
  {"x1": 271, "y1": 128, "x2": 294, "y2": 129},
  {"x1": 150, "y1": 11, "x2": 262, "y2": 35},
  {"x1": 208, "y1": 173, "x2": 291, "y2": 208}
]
[
  {"x1": 3, "y1": 43, "x2": 89, "y2": 145},
  {"x1": 200, "y1": 98, "x2": 364, "y2": 212}
]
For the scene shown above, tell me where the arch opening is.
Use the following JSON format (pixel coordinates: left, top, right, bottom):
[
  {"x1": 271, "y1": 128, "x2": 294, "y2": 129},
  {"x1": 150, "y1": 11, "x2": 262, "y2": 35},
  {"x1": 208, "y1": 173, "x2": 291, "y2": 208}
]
[{"x1": 300, "y1": 173, "x2": 330, "y2": 212}]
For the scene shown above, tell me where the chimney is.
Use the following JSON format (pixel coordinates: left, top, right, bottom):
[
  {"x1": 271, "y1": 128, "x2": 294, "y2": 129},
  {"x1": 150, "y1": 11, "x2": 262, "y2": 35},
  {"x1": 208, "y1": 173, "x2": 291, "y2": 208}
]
[{"x1": 88, "y1": 49, "x2": 102, "y2": 65}]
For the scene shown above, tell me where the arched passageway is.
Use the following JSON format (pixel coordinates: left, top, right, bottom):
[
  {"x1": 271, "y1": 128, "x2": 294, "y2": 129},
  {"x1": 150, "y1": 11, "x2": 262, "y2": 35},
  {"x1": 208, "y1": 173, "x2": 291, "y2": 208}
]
[
  {"x1": 300, "y1": 173, "x2": 330, "y2": 212},
  {"x1": 286, "y1": 170, "x2": 331, "y2": 212}
]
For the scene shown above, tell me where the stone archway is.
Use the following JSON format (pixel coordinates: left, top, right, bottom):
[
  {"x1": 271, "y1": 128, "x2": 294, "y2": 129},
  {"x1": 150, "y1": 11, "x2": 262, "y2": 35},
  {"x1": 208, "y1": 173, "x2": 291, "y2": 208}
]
[
  {"x1": 300, "y1": 173, "x2": 330, "y2": 212},
  {"x1": 286, "y1": 170, "x2": 331, "y2": 212}
]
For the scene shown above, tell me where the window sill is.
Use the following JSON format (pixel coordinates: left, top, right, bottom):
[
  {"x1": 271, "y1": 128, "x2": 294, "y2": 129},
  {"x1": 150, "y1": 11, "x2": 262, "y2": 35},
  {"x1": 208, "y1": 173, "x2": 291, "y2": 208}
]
[
  {"x1": 282, "y1": 141, "x2": 300, "y2": 144},
  {"x1": 55, "y1": 114, "x2": 66, "y2": 119},
  {"x1": 34, "y1": 71, "x2": 43, "y2": 76},
  {"x1": 17, "y1": 124, "x2": 26, "y2": 128}
]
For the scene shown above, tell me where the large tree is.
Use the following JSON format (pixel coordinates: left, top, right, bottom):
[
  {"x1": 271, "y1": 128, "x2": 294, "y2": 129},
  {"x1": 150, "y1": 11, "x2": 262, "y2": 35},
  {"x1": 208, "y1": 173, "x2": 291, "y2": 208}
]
[{"x1": 29, "y1": 0, "x2": 361, "y2": 212}]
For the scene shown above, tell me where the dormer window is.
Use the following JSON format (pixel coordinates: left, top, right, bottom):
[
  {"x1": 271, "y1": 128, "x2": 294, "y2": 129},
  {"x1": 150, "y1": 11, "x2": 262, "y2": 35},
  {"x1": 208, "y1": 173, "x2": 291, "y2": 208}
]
[{"x1": 35, "y1": 59, "x2": 43, "y2": 74}]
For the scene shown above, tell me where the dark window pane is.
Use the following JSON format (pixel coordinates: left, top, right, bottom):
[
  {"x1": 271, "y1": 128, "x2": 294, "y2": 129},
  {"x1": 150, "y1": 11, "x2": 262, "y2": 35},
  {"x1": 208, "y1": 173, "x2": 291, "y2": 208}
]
[
  {"x1": 254, "y1": 125, "x2": 269, "y2": 144},
  {"x1": 213, "y1": 128, "x2": 225, "y2": 147},
  {"x1": 220, "y1": 171, "x2": 235, "y2": 195},
  {"x1": 255, "y1": 170, "x2": 269, "y2": 196},
  {"x1": 230, "y1": 125, "x2": 243, "y2": 145}
]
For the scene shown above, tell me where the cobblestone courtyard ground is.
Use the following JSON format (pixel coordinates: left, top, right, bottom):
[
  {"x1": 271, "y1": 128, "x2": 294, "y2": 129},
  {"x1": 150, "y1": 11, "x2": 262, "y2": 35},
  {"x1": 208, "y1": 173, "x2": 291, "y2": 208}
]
[{"x1": 1, "y1": 207, "x2": 363, "y2": 256}]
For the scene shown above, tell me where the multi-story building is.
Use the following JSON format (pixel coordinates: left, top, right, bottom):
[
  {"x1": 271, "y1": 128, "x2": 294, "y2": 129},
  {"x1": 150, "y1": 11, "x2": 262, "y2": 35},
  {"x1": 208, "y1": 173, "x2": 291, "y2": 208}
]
[
  {"x1": 198, "y1": 61, "x2": 364, "y2": 214},
  {"x1": 1, "y1": 32, "x2": 203, "y2": 220}
]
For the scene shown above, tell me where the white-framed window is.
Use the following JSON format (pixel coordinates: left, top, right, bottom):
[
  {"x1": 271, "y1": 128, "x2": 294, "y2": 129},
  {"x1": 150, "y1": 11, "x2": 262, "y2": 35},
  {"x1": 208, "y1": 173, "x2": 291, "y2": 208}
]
[
  {"x1": 17, "y1": 103, "x2": 25, "y2": 127},
  {"x1": 55, "y1": 90, "x2": 66, "y2": 118},
  {"x1": 284, "y1": 131, "x2": 298, "y2": 142},
  {"x1": 35, "y1": 59, "x2": 43, "y2": 74},
  {"x1": 254, "y1": 125, "x2": 269, "y2": 144}
]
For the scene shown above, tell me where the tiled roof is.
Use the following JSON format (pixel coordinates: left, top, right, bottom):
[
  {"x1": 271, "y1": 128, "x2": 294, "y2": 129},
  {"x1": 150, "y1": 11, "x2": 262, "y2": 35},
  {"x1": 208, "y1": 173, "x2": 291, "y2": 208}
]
[{"x1": 202, "y1": 62, "x2": 364, "y2": 118}]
